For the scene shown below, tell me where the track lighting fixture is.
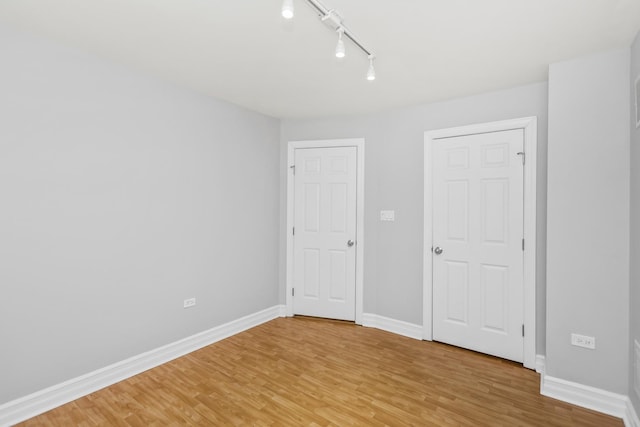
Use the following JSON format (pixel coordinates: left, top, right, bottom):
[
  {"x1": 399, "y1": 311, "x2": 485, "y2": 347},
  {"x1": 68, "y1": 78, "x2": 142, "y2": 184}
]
[
  {"x1": 335, "y1": 28, "x2": 345, "y2": 58},
  {"x1": 367, "y1": 55, "x2": 376, "y2": 81},
  {"x1": 281, "y1": 0, "x2": 294, "y2": 19},
  {"x1": 282, "y1": 0, "x2": 376, "y2": 81}
]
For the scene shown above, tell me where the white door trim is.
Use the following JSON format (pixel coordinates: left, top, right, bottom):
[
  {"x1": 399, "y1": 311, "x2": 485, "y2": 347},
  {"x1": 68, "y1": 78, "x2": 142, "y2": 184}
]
[
  {"x1": 423, "y1": 117, "x2": 537, "y2": 369},
  {"x1": 286, "y1": 138, "x2": 365, "y2": 324}
]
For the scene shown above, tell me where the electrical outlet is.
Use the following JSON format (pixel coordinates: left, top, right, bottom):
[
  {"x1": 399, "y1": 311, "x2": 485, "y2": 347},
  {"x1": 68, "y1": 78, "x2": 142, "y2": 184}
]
[
  {"x1": 380, "y1": 210, "x2": 395, "y2": 221},
  {"x1": 183, "y1": 298, "x2": 196, "y2": 309},
  {"x1": 571, "y1": 333, "x2": 595, "y2": 349}
]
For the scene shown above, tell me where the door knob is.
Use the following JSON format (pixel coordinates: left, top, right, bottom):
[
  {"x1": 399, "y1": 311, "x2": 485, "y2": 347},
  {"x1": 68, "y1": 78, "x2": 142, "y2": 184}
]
[
  {"x1": 434, "y1": 246, "x2": 443, "y2": 255},
  {"x1": 347, "y1": 240, "x2": 355, "y2": 247}
]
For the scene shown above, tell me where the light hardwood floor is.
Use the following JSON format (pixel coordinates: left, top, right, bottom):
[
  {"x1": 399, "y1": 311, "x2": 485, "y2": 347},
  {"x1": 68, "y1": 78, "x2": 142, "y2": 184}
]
[{"x1": 20, "y1": 316, "x2": 622, "y2": 426}]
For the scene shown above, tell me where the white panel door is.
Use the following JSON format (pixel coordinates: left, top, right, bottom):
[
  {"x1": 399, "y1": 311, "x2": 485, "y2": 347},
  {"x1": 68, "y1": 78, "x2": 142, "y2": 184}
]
[
  {"x1": 432, "y1": 129, "x2": 524, "y2": 362},
  {"x1": 293, "y1": 146, "x2": 357, "y2": 321}
]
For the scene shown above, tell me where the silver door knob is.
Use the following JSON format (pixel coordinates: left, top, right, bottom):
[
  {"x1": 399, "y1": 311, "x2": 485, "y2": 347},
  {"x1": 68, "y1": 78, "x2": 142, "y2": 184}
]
[
  {"x1": 347, "y1": 240, "x2": 355, "y2": 247},
  {"x1": 434, "y1": 246, "x2": 443, "y2": 255}
]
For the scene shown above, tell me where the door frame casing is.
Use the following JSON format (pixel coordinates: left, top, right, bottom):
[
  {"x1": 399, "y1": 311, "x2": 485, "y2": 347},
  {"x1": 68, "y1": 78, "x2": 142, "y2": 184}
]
[
  {"x1": 423, "y1": 117, "x2": 537, "y2": 369},
  {"x1": 286, "y1": 138, "x2": 365, "y2": 324}
]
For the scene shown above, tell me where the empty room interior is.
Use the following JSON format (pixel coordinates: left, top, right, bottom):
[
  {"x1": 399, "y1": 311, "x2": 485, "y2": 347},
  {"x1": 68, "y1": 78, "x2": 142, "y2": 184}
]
[{"x1": 2, "y1": 0, "x2": 640, "y2": 425}]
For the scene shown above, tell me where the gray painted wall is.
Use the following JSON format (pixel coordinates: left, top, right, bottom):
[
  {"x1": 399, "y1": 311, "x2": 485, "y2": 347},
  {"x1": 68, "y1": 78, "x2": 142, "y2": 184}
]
[
  {"x1": 0, "y1": 24, "x2": 280, "y2": 404},
  {"x1": 547, "y1": 48, "x2": 630, "y2": 394},
  {"x1": 630, "y1": 31, "x2": 640, "y2": 411},
  {"x1": 5, "y1": 13, "x2": 637, "y2": 412},
  {"x1": 280, "y1": 83, "x2": 549, "y2": 353}
]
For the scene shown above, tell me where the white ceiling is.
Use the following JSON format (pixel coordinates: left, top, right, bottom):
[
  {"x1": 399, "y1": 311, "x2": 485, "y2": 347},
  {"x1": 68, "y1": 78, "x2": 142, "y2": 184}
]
[{"x1": 1, "y1": 0, "x2": 639, "y2": 119}]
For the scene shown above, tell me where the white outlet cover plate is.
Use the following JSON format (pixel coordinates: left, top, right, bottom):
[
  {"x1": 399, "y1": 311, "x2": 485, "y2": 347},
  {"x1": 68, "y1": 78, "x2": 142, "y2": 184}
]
[
  {"x1": 380, "y1": 210, "x2": 395, "y2": 221},
  {"x1": 571, "y1": 333, "x2": 595, "y2": 349}
]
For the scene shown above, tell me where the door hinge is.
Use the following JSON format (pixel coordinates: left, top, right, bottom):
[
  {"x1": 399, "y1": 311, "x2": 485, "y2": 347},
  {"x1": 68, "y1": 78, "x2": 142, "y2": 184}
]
[
  {"x1": 522, "y1": 238, "x2": 525, "y2": 251},
  {"x1": 290, "y1": 165, "x2": 295, "y2": 175},
  {"x1": 293, "y1": 227, "x2": 295, "y2": 236},
  {"x1": 517, "y1": 152, "x2": 525, "y2": 165},
  {"x1": 522, "y1": 324, "x2": 525, "y2": 337},
  {"x1": 292, "y1": 288, "x2": 295, "y2": 296}
]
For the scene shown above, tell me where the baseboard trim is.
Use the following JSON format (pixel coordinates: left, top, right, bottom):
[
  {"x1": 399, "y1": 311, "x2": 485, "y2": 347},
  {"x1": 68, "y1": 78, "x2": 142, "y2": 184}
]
[
  {"x1": 361, "y1": 313, "x2": 422, "y2": 340},
  {"x1": 0, "y1": 305, "x2": 286, "y2": 427},
  {"x1": 627, "y1": 398, "x2": 640, "y2": 427},
  {"x1": 276, "y1": 304, "x2": 287, "y2": 317},
  {"x1": 540, "y1": 372, "x2": 627, "y2": 422},
  {"x1": 535, "y1": 354, "x2": 546, "y2": 374}
]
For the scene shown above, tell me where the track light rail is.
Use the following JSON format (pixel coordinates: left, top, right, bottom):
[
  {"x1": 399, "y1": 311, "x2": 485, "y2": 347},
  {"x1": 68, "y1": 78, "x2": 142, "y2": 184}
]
[
  {"x1": 281, "y1": 0, "x2": 376, "y2": 80},
  {"x1": 304, "y1": 0, "x2": 373, "y2": 57}
]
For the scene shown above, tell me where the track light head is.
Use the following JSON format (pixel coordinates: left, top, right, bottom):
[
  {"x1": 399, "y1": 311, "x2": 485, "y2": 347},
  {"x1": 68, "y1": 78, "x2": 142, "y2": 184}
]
[
  {"x1": 335, "y1": 28, "x2": 345, "y2": 58},
  {"x1": 367, "y1": 55, "x2": 376, "y2": 81},
  {"x1": 281, "y1": 0, "x2": 294, "y2": 19}
]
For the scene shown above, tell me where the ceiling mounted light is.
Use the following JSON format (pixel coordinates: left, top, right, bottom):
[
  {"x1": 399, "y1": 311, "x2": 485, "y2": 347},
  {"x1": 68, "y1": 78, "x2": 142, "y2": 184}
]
[
  {"x1": 281, "y1": 0, "x2": 376, "y2": 81},
  {"x1": 367, "y1": 55, "x2": 376, "y2": 81},
  {"x1": 281, "y1": 0, "x2": 294, "y2": 19},
  {"x1": 335, "y1": 28, "x2": 346, "y2": 58}
]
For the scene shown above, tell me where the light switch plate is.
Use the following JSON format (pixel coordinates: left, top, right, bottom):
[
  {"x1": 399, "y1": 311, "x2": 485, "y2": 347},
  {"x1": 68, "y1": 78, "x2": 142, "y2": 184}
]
[{"x1": 380, "y1": 210, "x2": 395, "y2": 221}]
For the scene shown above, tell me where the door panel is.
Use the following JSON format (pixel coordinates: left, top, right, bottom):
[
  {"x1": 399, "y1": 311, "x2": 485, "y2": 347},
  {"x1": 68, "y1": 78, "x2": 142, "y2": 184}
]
[
  {"x1": 481, "y1": 264, "x2": 508, "y2": 332},
  {"x1": 328, "y1": 250, "x2": 347, "y2": 301},
  {"x1": 293, "y1": 146, "x2": 357, "y2": 321},
  {"x1": 432, "y1": 129, "x2": 524, "y2": 362},
  {"x1": 303, "y1": 249, "x2": 320, "y2": 298},
  {"x1": 304, "y1": 183, "x2": 320, "y2": 232},
  {"x1": 447, "y1": 180, "x2": 468, "y2": 241},
  {"x1": 445, "y1": 260, "x2": 469, "y2": 324}
]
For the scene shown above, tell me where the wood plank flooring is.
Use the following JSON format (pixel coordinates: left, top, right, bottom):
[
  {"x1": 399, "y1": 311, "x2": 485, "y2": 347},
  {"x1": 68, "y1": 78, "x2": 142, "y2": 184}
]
[{"x1": 20, "y1": 316, "x2": 622, "y2": 426}]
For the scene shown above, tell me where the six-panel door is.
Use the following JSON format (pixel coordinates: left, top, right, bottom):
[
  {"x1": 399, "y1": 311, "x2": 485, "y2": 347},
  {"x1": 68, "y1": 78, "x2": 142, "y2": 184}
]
[
  {"x1": 293, "y1": 147, "x2": 357, "y2": 321},
  {"x1": 432, "y1": 129, "x2": 524, "y2": 362}
]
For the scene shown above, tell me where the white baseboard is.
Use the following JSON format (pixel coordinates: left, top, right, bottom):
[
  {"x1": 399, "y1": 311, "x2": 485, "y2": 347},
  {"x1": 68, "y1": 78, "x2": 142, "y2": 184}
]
[
  {"x1": 536, "y1": 354, "x2": 630, "y2": 425},
  {"x1": 276, "y1": 304, "x2": 287, "y2": 317},
  {"x1": 535, "y1": 354, "x2": 546, "y2": 374},
  {"x1": 626, "y1": 397, "x2": 640, "y2": 427},
  {"x1": 0, "y1": 305, "x2": 286, "y2": 427},
  {"x1": 541, "y1": 374, "x2": 627, "y2": 420},
  {"x1": 361, "y1": 313, "x2": 422, "y2": 340}
]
